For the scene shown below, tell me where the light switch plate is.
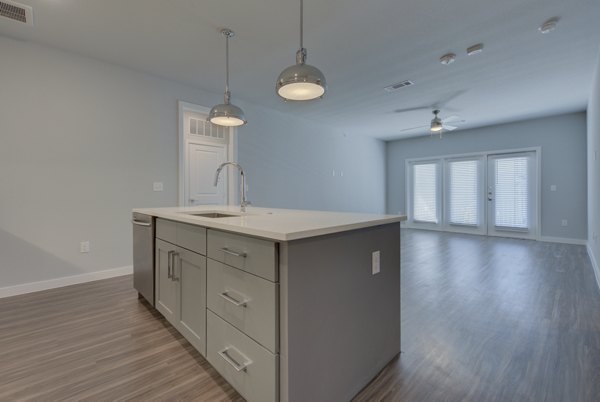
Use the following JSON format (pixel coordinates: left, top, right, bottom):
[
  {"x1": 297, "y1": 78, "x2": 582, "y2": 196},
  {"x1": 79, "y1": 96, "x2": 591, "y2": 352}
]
[
  {"x1": 550, "y1": 185, "x2": 557, "y2": 191},
  {"x1": 153, "y1": 182, "x2": 164, "y2": 192},
  {"x1": 372, "y1": 251, "x2": 380, "y2": 275}
]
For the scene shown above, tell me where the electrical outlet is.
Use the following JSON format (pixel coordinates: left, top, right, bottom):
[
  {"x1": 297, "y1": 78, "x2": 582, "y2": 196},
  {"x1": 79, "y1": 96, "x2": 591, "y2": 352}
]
[
  {"x1": 372, "y1": 251, "x2": 381, "y2": 275},
  {"x1": 332, "y1": 170, "x2": 336, "y2": 177},
  {"x1": 561, "y1": 219, "x2": 568, "y2": 227},
  {"x1": 153, "y1": 182, "x2": 163, "y2": 192},
  {"x1": 550, "y1": 185, "x2": 557, "y2": 192},
  {"x1": 80, "y1": 241, "x2": 90, "y2": 253}
]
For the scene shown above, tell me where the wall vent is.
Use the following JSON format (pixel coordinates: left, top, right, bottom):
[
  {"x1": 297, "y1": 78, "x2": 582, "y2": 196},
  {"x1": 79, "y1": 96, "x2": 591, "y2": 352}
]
[
  {"x1": 384, "y1": 80, "x2": 414, "y2": 92},
  {"x1": 0, "y1": 0, "x2": 33, "y2": 25}
]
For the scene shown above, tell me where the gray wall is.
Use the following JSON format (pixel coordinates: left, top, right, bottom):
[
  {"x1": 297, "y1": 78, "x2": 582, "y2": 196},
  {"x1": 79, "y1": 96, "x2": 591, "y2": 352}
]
[
  {"x1": 238, "y1": 109, "x2": 385, "y2": 213},
  {"x1": 386, "y1": 113, "x2": 588, "y2": 241},
  {"x1": 0, "y1": 36, "x2": 385, "y2": 288},
  {"x1": 588, "y1": 50, "x2": 600, "y2": 277}
]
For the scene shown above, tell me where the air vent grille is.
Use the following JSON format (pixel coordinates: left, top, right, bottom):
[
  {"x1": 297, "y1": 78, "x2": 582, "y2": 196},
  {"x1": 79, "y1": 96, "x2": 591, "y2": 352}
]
[
  {"x1": 384, "y1": 80, "x2": 414, "y2": 92},
  {"x1": 0, "y1": 0, "x2": 33, "y2": 25}
]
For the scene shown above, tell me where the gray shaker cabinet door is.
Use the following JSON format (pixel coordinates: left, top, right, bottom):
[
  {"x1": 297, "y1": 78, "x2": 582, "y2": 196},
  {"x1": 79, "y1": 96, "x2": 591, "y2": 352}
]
[
  {"x1": 177, "y1": 247, "x2": 207, "y2": 356},
  {"x1": 155, "y1": 239, "x2": 178, "y2": 324}
]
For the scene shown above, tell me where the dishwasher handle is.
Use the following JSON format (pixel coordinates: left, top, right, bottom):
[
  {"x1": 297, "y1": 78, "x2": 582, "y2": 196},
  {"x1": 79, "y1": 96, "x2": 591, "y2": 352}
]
[{"x1": 132, "y1": 220, "x2": 152, "y2": 227}]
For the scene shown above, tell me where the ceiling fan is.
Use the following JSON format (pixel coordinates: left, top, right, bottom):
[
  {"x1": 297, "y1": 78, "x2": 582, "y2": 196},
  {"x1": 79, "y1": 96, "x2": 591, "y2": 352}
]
[{"x1": 398, "y1": 110, "x2": 465, "y2": 138}]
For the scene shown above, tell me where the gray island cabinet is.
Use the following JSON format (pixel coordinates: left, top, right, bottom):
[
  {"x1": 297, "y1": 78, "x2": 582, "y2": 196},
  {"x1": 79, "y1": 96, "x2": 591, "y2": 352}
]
[{"x1": 132, "y1": 206, "x2": 405, "y2": 402}]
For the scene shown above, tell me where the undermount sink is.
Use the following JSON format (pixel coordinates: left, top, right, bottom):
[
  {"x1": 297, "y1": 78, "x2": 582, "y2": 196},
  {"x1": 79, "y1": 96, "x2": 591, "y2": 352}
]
[{"x1": 183, "y1": 212, "x2": 241, "y2": 218}]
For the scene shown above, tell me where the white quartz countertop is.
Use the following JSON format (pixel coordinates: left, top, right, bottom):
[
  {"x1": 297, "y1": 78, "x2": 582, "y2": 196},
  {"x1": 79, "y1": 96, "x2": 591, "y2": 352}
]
[{"x1": 133, "y1": 205, "x2": 406, "y2": 241}]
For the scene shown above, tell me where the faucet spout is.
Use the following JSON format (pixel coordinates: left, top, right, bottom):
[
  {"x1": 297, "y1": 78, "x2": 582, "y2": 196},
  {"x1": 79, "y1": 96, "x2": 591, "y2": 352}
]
[{"x1": 214, "y1": 162, "x2": 250, "y2": 212}]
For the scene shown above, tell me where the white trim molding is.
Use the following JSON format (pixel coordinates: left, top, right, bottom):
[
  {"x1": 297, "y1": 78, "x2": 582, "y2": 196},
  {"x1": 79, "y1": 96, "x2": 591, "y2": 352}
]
[
  {"x1": 539, "y1": 236, "x2": 588, "y2": 246},
  {"x1": 0, "y1": 265, "x2": 132, "y2": 299},
  {"x1": 588, "y1": 245, "x2": 600, "y2": 292}
]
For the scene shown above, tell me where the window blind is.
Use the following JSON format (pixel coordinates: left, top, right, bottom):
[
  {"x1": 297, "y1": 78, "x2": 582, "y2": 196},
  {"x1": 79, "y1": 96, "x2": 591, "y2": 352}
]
[
  {"x1": 413, "y1": 163, "x2": 438, "y2": 223},
  {"x1": 494, "y1": 157, "x2": 529, "y2": 229},
  {"x1": 448, "y1": 160, "x2": 479, "y2": 226}
]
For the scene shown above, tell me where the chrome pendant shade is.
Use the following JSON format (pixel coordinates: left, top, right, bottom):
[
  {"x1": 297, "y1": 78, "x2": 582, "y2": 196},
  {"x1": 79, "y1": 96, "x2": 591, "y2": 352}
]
[
  {"x1": 276, "y1": 0, "x2": 326, "y2": 101},
  {"x1": 209, "y1": 29, "x2": 247, "y2": 127}
]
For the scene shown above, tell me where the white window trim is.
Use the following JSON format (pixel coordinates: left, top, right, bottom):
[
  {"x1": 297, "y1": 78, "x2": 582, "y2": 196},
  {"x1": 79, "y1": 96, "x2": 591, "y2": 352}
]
[
  {"x1": 404, "y1": 147, "x2": 542, "y2": 240},
  {"x1": 178, "y1": 101, "x2": 238, "y2": 207}
]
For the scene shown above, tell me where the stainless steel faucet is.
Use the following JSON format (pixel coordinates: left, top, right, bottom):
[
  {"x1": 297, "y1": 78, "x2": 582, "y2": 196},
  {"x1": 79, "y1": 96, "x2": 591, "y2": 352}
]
[{"x1": 214, "y1": 162, "x2": 251, "y2": 212}]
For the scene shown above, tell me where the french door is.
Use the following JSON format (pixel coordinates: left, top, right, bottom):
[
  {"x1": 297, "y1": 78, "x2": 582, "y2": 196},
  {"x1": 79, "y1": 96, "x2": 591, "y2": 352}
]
[
  {"x1": 487, "y1": 152, "x2": 538, "y2": 239},
  {"x1": 408, "y1": 149, "x2": 539, "y2": 239}
]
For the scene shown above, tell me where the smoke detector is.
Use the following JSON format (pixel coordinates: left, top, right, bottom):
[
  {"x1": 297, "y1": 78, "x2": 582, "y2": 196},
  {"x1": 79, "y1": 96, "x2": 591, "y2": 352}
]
[
  {"x1": 539, "y1": 17, "x2": 559, "y2": 34},
  {"x1": 467, "y1": 43, "x2": 484, "y2": 56},
  {"x1": 0, "y1": 0, "x2": 33, "y2": 25},
  {"x1": 439, "y1": 53, "x2": 456, "y2": 65}
]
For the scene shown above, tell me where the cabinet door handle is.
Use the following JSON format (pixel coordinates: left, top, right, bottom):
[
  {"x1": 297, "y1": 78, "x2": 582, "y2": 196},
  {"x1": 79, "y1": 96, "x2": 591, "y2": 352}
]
[
  {"x1": 131, "y1": 220, "x2": 151, "y2": 227},
  {"x1": 171, "y1": 252, "x2": 180, "y2": 282},
  {"x1": 220, "y1": 247, "x2": 247, "y2": 258},
  {"x1": 167, "y1": 251, "x2": 174, "y2": 279},
  {"x1": 218, "y1": 347, "x2": 252, "y2": 372},
  {"x1": 220, "y1": 290, "x2": 248, "y2": 307}
]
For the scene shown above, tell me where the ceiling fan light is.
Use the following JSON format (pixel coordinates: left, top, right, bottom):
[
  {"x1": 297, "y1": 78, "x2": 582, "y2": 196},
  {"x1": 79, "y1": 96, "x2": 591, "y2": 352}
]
[
  {"x1": 209, "y1": 103, "x2": 247, "y2": 127},
  {"x1": 430, "y1": 123, "x2": 443, "y2": 132}
]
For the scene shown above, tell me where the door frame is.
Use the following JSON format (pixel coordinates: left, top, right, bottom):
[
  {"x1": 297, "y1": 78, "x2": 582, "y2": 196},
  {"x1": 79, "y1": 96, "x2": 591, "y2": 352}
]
[
  {"x1": 178, "y1": 101, "x2": 238, "y2": 207},
  {"x1": 404, "y1": 146, "x2": 542, "y2": 240}
]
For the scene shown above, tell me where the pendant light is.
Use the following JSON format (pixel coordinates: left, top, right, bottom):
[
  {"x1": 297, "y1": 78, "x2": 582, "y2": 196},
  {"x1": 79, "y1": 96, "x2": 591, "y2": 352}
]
[
  {"x1": 209, "y1": 29, "x2": 247, "y2": 127},
  {"x1": 276, "y1": 0, "x2": 326, "y2": 101},
  {"x1": 430, "y1": 110, "x2": 443, "y2": 137}
]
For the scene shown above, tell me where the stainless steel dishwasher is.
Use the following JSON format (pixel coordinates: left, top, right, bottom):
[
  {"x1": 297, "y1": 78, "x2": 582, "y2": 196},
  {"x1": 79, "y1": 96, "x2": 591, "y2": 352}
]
[{"x1": 132, "y1": 212, "x2": 154, "y2": 305}]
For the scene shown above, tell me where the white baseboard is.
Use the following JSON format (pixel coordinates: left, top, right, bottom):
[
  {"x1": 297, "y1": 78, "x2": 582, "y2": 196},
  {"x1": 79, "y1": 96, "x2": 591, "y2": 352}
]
[
  {"x1": 539, "y1": 236, "x2": 588, "y2": 246},
  {"x1": 588, "y1": 245, "x2": 600, "y2": 292},
  {"x1": 0, "y1": 265, "x2": 133, "y2": 299}
]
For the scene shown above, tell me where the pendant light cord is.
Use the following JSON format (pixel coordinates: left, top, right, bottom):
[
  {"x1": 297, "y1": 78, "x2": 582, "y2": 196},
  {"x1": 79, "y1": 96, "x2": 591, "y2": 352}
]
[
  {"x1": 225, "y1": 32, "x2": 230, "y2": 102},
  {"x1": 300, "y1": 0, "x2": 303, "y2": 50}
]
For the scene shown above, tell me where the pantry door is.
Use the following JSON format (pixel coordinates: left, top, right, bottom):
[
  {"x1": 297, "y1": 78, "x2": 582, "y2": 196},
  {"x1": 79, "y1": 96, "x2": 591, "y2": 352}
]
[{"x1": 486, "y1": 152, "x2": 538, "y2": 239}]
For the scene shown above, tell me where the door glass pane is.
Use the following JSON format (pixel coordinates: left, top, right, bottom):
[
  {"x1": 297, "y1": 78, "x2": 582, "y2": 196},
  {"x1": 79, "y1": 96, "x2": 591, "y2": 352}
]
[
  {"x1": 413, "y1": 163, "x2": 438, "y2": 223},
  {"x1": 449, "y1": 160, "x2": 479, "y2": 226},
  {"x1": 494, "y1": 157, "x2": 529, "y2": 229}
]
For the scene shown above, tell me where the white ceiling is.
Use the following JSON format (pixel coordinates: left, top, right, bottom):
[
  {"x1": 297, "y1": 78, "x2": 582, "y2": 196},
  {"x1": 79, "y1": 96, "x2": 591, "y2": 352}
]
[{"x1": 1, "y1": 0, "x2": 599, "y2": 140}]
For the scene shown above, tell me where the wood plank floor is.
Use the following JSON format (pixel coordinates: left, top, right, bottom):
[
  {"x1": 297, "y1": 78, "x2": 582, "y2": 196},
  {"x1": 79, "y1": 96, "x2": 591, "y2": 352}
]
[
  {"x1": 1, "y1": 229, "x2": 599, "y2": 401},
  {"x1": 0, "y1": 275, "x2": 242, "y2": 401},
  {"x1": 356, "y1": 229, "x2": 600, "y2": 401}
]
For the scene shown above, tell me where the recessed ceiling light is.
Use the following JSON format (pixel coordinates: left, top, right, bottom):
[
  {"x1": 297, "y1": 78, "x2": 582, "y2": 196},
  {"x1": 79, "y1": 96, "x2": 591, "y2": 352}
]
[
  {"x1": 467, "y1": 43, "x2": 484, "y2": 56},
  {"x1": 539, "y1": 17, "x2": 559, "y2": 34},
  {"x1": 440, "y1": 53, "x2": 456, "y2": 65}
]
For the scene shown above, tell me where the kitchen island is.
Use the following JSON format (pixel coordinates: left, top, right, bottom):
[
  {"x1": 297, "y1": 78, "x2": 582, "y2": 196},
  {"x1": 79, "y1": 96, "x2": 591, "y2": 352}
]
[{"x1": 132, "y1": 205, "x2": 405, "y2": 402}]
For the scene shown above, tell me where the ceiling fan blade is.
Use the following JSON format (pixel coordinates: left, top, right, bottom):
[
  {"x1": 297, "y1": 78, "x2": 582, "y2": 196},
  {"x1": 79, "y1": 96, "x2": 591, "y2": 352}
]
[
  {"x1": 432, "y1": 90, "x2": 467, "y2": 109},
  {"x1": 394, "y1": 106, "x2": 430, "y2": 114},
  {"x1": 400, "y1": 124, "x2": 429, "y2": 132},
  {"x1": 443, "y1": 125, "x2": 458, "y2": 131},
  {"x1": 442, "y1": 115, "x2": 461, "y2": 123}
]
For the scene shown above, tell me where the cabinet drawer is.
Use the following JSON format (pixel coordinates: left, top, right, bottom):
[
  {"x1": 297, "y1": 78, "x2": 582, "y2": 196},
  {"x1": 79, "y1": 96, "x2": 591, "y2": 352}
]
[
  {"x1": 156, "y1": 218, "x2": 177, "y2": 244},
  {"x1": 177, "y1": 223, "x2": 207, "y2": 256},
  {"x1": 156, "y1": 219, "x2": 207, "y2": 256},
  {"x1": 207, "y1": 310, "x2": 277, "y2": 402},
  {"x1": 207, "y1": 259, "x2": 277, "y2": 353},
  {"x1": 207, "y1": 230, "x2": 277, "y2": 282}
]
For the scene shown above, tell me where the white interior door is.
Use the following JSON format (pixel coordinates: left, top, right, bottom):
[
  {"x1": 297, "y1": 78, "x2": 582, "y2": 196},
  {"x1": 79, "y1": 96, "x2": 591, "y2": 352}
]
[
  {"x1": 187, "y1": 143, "x2": 227, "y2": 206},
  {"x1": 487, "y1": 151, "x2": 538, "y2": 239}
]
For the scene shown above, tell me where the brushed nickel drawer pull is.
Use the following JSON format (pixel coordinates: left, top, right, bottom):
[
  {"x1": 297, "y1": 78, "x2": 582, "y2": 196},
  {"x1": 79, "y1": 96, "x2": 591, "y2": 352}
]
[
  {"x1": 171, "y1": 252, "x2": 180, "y2": 282},
  {"x1": 220, "y1": 247, "x2": 247, "y2": 258},
  {"x1": 218, "y1": 347, "x2": 252, "y2": 372},
  {"x1": 220, "y1": 291, "x2": 248, "y2": 307},
  {"x1": 167, "y1": 250, "x2": 174, "y2": 279}
]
